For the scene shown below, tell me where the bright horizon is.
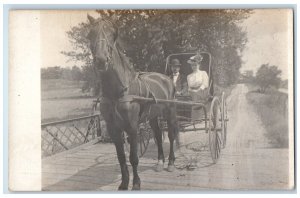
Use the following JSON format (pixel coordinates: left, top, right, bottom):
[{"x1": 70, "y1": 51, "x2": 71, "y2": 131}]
[{"x1": 240, "y1": 9, "x2": 292, "y2": 80}]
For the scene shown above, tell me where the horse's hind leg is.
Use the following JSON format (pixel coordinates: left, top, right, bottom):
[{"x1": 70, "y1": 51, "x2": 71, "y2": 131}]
[
  {"x1": 166, "y1": 107, "x2": 178, "y2": 172},
  {"x1": 149, "y1": 117, "x2": 165, "y2": 172}
]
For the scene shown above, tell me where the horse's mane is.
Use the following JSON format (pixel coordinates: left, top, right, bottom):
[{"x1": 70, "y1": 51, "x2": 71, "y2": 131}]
[{"x1": 114, "y1": 41, "x2": 136, "y2": 76}]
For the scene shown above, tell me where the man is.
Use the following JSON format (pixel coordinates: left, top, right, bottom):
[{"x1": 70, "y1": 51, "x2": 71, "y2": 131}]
[{"x1": 169, "y1": 59, "x2": 188, "y2": 96}]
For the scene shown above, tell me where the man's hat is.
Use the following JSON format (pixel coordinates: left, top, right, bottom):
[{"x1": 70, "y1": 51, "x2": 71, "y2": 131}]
[
  {"x1": 170, "y1": 59, "x2": 181, "y2": 67},
  {"x1": 187, "y1": 54, "x2": 203, "y2": 64}
]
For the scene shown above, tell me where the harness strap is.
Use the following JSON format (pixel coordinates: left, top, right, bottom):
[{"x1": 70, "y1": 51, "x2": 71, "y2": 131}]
[
  {"x1": 137, "y1": 74, "x2": 158, "y2": 103},
  {"x1": 144, "y1": 80, "x2": 158, "y2": 104},
  {"x1": 114, "y1": 103, "x2": 124, "y2": 124},
  {"x1": 137, "y1": 76, "x2": 142, "y2": 96}
]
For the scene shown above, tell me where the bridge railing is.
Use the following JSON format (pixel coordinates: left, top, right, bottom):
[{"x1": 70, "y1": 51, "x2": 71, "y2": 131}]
[{"x1": 41, "y1": 114, "x2": 102, "y2": 158}]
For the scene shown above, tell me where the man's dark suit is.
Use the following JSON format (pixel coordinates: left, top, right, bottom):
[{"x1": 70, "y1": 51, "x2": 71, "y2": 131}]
[{"x1": 170, "y1": 73, "x2": 188, "y2": 95}]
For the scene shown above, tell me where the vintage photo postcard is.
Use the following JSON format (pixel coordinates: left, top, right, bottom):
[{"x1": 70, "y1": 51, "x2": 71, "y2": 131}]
[{"x1": 9, "y1": 9, "x2": 294, "y2": 191}]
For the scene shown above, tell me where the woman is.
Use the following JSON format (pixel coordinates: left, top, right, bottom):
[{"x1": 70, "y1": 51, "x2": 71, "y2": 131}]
[
  {"x1": 187, "y1": 54, "x2": 209, "y2": 121},
  {"x1": 187, "y1": 54, "x2": 209, "y2": 101}
]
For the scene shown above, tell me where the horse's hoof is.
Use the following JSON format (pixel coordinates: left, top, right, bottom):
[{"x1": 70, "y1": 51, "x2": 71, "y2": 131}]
[
  {"x1": 156, "y1": 163, "x2": 164, "y2": 172},
  {"x1": 132, "y1": 183, "x2": 141, "y2": 190},
  {"x1": 118, "y1": 184, "x2": 128, "y2": 190},
  {"x1": 167, "y1": 164, "x2": 175, "y2": 172}
]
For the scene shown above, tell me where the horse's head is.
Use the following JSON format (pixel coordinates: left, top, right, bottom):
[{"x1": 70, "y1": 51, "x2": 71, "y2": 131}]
[{"x1": 87, "y1": 15, "x2": 118, "y2": 72}]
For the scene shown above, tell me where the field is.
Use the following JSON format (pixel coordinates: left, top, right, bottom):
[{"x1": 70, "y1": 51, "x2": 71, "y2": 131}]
[
  {"x1": 41, "y1": 79, "x2": 95, "y2": 123},
  {"x1": 246, "y1": 84, "x2": 289, "y2": 148}
]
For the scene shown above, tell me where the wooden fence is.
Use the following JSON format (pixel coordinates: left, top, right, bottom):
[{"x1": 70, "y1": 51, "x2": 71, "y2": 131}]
[{"x1": 41, "y1": 114, "x2": 101, "y2": 158}]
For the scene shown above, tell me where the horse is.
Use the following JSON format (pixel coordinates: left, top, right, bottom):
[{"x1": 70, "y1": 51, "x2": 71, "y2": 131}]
[{"x1": 86, "y1": 15, "x2": 179, "y2": 190}]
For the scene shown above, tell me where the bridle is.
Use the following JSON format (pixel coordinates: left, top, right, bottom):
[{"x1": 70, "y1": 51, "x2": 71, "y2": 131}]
[
  {"x1": 91, "y1": 21, "x2": 115, "y2": 72},
  {"x1": 91, "y1": 20, "x2": 129, "y2": 96}
]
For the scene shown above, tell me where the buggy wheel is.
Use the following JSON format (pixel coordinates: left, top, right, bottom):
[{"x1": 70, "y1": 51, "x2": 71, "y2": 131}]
[
  {"x1": 123, "y1": 120, "x2": 152, "y2": 157},
  {"x1": 123, "y1": 132, "x2": 130, "y2": 154},
  {"x1": 221, "y1": 92, "x2": 228, "y2": 149},
  {"x1": 209, "y1": 97, "x2": 222, "y2": 164}
]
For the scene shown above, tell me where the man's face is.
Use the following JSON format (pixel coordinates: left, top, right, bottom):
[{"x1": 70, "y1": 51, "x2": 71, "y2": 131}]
[{"x1": 171, "y1": 66, "x2": 180, "y2": 74}]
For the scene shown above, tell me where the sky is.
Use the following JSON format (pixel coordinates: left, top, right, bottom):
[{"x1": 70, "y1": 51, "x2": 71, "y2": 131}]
[
  {"x1": 41, "y1": 10, "x2": 97, "y2": 68},
  {"x1": 41, "y1": 9, "x2": 293, "y2": 80},
  {"x1": 240, "y1": 9, "x2": 292, "y2": 80}
]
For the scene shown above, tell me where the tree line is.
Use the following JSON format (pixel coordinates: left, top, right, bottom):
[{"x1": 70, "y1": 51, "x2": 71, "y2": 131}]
[
  {"x1": 41, "y1": 66, "x2": 83, "y2": 81},
  {"x1": 242, "y1": 64, "x2": 287, "y2": 93},
  {"x1": 60, "y1": 9, "x2": 252, "y2": 95}
]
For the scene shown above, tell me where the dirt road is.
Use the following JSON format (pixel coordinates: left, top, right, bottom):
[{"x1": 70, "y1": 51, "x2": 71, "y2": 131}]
[
  {"x1": 42, "y1": 84, "x2": 293, "y2": 191},
  {"x1": 100, "y1": 84, "x2": 293, "y2": 190},
  {"x1": 212, "y1": 84, "x2": 292, "y2": 190}
]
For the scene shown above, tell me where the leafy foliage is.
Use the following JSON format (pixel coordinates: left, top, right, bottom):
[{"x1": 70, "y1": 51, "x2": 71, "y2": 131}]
[
  {"x1": 61, "y1": 22, "x2": 92, "y2": 66},
  {"x1": 255, "y1": 64, "x2": 282, "y2": 93},
  {"x1": 62, "y1": 9, "x2": 252, "y2": 94},
  {"x1": 60, "y1": 22, "x2": 100, "y2": 94}
]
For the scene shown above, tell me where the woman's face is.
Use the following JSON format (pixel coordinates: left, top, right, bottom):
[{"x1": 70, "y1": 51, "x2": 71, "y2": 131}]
[{"x1": 190, "y1": 62, "x2": 199, "y2": 72}]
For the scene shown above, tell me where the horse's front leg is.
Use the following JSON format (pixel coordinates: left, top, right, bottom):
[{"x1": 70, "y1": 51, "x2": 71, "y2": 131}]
[
  {"x1": 166, "y1": 108, "x2": 178, "y2": 172},
  {"x1": 120, "y1": 102, "x2": 141, "y2": 190},
  {"x1": 101, "y1": 104, "x2": 129, "y2": 190},
  {"x1": 112, "y1": 129, "x2": 130, "y2": 190}
]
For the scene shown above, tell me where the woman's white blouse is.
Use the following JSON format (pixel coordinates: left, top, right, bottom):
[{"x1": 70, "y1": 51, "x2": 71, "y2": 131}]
[{"x1": 187, "y1": 70, "x2": 209, "y2": 90}]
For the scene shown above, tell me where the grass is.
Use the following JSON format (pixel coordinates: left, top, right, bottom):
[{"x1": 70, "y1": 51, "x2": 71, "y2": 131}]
[
  {"x1": 41, "y1": 79, "x2": 95, "y2": 123},
  {"x1": 41, "y1": 79, "x2": 84, "y2": 91},
  {"x1": 41, "y1": 98, "x2": 95, "y2": 123},
  {"x1": 246, "y1": 84, "x2": 289, "y2": 148}
]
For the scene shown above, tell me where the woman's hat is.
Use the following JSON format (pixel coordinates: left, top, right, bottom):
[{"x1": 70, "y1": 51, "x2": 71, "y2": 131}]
[
  {"x1": 170, "y1": 59, "x2": 181, "y2": 67},
  {"x1": 187, "y1": 54, "x2": 203, "y2": 64}
]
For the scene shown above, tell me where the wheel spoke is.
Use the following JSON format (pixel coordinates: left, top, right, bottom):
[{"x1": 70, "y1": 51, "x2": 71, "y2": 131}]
[
  {"x1": 217, "y1": 133, "x2": 222, "y2": 146},
  {"x1": 208, "y1": 97, "x2": 224, "y2": 163},
  {"x1": 215, "y1": 133, "x2": 218, "y2": 158},
  {"x1": 216, "y1": 135, "x2": 220, "y2": 159}
]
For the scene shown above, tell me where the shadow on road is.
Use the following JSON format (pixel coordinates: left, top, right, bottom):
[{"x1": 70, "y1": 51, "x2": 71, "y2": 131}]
[{"x1": 43, "y1": 162, "x2": 153, "y2": 191}]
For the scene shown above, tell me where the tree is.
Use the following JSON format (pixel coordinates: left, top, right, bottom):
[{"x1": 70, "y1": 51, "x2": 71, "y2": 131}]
[
  {"x1": 255, "y1": 64, "x2": 282, "y2": 93},
  {"x1": 62, "y1": 9, "x2": 252, "y2": 94},
  {"x1": 71, "y1": 66, "x2": 83, "y2": 81},
  {"x1": 97, "y1": 9, "x2": 251, "y2": 85},
  {"x1": 240, "y1": 70, "x2": 255, "y2": 83},
  {"x1": 41, "y1": 66, "x2": 84, "y2": 81},
  {"x1": 61, "y1": 67, "x2": 72, "y2": 80},
  {"x1": 60, "y1": 22, "x2": 99, "y2": 94}
]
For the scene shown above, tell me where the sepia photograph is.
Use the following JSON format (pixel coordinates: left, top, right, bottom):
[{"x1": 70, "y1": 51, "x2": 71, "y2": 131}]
[{"x1": 8, "y1": 8, "x2": 294, "y2": 191}]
